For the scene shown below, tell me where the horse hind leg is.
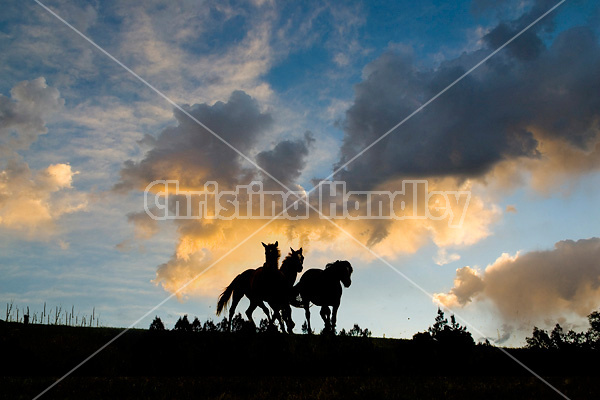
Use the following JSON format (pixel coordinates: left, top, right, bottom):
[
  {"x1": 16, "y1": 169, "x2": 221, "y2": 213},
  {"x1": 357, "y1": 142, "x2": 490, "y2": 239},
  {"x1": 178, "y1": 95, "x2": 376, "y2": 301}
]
[
  {"x1": 272, "y1": 308, "x2": 285, "y2": 333},
  {"x1": 245, "y1": 300, "x2": 259, "y2": 325},
  {"x1": 283, "y1": 305, "x2": 294, "y2": 334},
  {"x1": 258, "y1": 301, "x2": 271, "y2": 323},
  {"x1": 228, "y1": 290, "x2": 244, "y2": 331}
]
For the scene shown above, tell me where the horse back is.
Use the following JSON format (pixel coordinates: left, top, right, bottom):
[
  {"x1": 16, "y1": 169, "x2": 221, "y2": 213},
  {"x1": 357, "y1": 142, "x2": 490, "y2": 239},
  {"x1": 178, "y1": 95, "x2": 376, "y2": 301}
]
[{"x1": 297, "y1": 268, "x2": 344, "y2": 306}]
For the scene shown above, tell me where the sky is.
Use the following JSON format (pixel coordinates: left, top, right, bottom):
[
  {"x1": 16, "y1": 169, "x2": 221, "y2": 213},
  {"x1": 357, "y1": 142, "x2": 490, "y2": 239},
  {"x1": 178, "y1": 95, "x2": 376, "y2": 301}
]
[{"x1": 1, "y1": 0, "x2": 600, "y2": 346}]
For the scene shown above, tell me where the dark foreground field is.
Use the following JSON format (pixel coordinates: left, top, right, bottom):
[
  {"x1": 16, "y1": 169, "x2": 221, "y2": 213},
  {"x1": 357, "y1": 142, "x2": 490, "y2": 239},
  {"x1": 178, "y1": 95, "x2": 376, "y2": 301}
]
[{"x1": 1, "y1": 322, "x2": 598, "y2": 399}]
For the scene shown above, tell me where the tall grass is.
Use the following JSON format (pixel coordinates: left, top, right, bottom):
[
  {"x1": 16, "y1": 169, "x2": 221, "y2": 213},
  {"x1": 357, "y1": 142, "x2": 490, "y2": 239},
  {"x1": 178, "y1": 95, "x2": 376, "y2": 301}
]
[{"x1": 3, "y1": 300, "x2": 100, "y2": 327}]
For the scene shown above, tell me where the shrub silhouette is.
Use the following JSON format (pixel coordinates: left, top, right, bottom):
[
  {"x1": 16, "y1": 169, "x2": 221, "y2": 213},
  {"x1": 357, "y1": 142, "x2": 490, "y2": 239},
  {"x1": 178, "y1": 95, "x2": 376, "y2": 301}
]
[
  {"x1": 338, "y1": 323, "x2": 371, "y2": 337},
  {"x1": 301, "y1": 321, "x2": 313, "y2": 335},
  {"x1": 149, "y1": 316, "x2": 165, "y2": 331},
  {"x1": 413, "y1": 308, "x2": 473, "y2": 347}
]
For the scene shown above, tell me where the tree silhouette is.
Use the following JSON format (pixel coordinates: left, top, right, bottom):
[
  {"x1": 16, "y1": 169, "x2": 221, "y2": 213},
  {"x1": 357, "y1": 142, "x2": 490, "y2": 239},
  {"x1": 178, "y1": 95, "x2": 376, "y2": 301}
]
[
  {"x1": 174, "y1": 314, "x2": 192, "y2": 332},
  {"x1": 347, "y1": 323, "x2": 371, "y2": 337},
  {"x1": 587, "y1": 311, "x2": 600, "y2": 347},
  {"x1": 550, "y1": 323, "x2": 566, "y2": 349},
  {"x1": 216, "y1": 317, "x2": 229, "y2": 332},
  {"x1": 191, "y1": 317, "x2": 202, "y2": 332},
  {"x1": 149, "y1": 316, "x2": 165, "y2": 331},
  {"x1": 203, "y1": 319, "x2": 217, "y2": 332},
  {"x1": 257, "y1": 318, "x2": 275, "y2": 333},
  {"x1": 526, "y1": 327, "x2": 553, "y2": 349},
  {"x1": 526, "y1": 309, "x2": 600, "y2": 350},
  {"x1": 230, "y1": 313, "x2": 245, "y2": 332},
  {"x1": 428, "y1": 308, "x2": 448, "y2": 337}
]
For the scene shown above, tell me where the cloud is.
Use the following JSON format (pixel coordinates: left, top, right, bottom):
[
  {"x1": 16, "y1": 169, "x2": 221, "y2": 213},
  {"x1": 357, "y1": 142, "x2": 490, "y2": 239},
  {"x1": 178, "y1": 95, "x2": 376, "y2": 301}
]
[
  {"x1": 0, "y1": 77, "x2": 64, "y2": 155},
  {"x1": 505, "y1": 205, "x2": 517, "y2": 213},
  {"x1": 113, "y1": 2, "x2": 276, "y2": 105},
  {"x1": 115, "y1": 87, "x2": 500, "y2": 298},
  {"x1": 119, "y1": 3, "x2": 600, "y2": 299},
  {"x1": 434, "y1": 248, "x2": 461, "y2": 266},
  {"x1": 114, "y1": 90, "x2": 274, "y2": 192},
  {"x1": 126, "y1": 210, "x2": 159, "y2": 240},
  {"x1": 434, "y1": 238, "x2": 600, "y2": 324},
  {"x1": 256, "y1": 131, "x2": 315, "y2": 189},
  {"x1": 0, "y1": 78, "x2": 86, "y2": 239},
  {"x1": 336, "y1": 3, "x2": 600, "y2": 191}
]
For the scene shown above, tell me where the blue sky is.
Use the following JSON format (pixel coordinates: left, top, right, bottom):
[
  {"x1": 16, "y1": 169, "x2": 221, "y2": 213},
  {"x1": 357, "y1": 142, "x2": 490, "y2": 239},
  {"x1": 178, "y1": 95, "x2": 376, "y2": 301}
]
[{"x1": 1, "y1": 0, "x2": 600, "y2": 346}]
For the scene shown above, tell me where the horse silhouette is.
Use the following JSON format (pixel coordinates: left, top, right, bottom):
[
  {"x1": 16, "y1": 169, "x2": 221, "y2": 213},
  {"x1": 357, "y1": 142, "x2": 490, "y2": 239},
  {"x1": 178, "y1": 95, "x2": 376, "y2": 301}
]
[
  {"x1": 247, "y1": 245, "x2": 303, "y2": 333},
  {"x1": 292, "y1": 260, "x2": 353, "y2": 333},
  {"x1": 216, "y1": 242, "x2": 304, "y2": 332}
]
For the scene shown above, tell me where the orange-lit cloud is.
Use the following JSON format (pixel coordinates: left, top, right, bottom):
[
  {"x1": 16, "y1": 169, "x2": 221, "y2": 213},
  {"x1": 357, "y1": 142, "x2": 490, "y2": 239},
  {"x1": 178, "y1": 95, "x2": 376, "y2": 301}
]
[
  {"x1": 0, "y1": 78, "x2": 86, "y2": 240},
  {"x1": 434, "y1": 238, "x2": 600, "y2": 324}
]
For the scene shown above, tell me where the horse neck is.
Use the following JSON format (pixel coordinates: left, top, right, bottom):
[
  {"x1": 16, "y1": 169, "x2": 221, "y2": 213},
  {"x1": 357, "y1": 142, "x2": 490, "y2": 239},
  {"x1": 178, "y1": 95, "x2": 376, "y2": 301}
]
[
  {"x1": 263, "y1": 256, "x2": 279, "y2": 271},
  {"x1": 280, "y1": 259, "x2": 299, "y2": 284},
  {"x1": 324, "y1": 265, "x2": 343, "y2": 283}
]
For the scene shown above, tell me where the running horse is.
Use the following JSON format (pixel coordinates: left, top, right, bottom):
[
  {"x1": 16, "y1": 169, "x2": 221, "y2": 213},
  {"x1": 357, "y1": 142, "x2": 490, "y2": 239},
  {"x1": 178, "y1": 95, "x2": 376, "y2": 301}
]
[
  {"x1": 216, "y1": 242, "x2": 304, "y2": 332},
  {"x1": 292, "y1": 260, "x2": 353, "y2": 333}
]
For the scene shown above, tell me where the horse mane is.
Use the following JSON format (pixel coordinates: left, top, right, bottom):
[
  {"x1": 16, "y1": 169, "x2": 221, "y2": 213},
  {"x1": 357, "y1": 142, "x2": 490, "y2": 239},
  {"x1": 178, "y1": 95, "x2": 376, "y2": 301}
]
[
  {"x1": 325, "y1": 260, "x2": 344, "y2": 269},
  {"x1": 281, "y1": 252, "x2": 296, "y2": 267},
  {"x1": 325, "y1": 260, "x2": 353, "y2": 273}
]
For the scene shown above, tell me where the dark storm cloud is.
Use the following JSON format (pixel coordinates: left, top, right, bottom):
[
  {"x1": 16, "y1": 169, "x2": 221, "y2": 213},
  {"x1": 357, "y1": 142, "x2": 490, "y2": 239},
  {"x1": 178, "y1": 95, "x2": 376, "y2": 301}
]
[
  {"x1": 256, "y1": 131, "x2": 315, "y2": 189},
  {"x1": 336, "y1": 2, "x2": 600, "y2": 189},
  {"x1": 114, "y1": 90, "x2": 273, "y2": 191}
]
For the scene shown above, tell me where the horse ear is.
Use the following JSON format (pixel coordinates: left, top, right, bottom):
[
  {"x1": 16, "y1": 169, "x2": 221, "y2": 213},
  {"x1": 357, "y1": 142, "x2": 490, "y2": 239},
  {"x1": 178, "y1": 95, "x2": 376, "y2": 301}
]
[
  {"x1": 262, "y1": 242, "x2": 266, "y2": 248},
  {"x1": 275, "y1": 241, "x2": 278, "y2": 246},
  {"x1": 299, "y1": 248, "x2": 303, "y2": 254},
  {"x1": 290, "y1": 247, "x2": 294, "y2": 253}
]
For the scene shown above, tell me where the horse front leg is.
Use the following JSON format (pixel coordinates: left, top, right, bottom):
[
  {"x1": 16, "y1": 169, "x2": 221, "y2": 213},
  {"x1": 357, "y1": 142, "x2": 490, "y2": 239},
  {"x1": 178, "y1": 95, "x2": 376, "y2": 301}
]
[
  {"x1": 320, "y1": 306, "x2": 331, "y2": 333},
  {"x1": 331, "y1": 303, "x2": 339, "y2": 333},
  {"x1": 304, "y1": 303, "x2": 312, "y2": 334}
]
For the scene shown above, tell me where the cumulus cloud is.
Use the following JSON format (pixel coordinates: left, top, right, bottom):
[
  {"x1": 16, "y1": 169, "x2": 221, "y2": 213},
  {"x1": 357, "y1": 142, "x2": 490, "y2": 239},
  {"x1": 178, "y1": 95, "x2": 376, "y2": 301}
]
[
  {"x1": 434, "y1": 238, "x2": 600, "y2": 324},
  {"x1": 256, "y1": 131, "x2": 315, "y2": 189},
  {"x1": 116, "y1": 1, "x2": 600, "y2": 298},
  {"x1": 0, "y1": 78, "x2": 86, "y2": 238},
  {"x1": 336, "y1": 1, "x2": 600, "y2": 191},
  {"x1": 112, "y1": 77, "x2": 505, "y2": 298},
  {"x1": 0, "y1": 77, "x2": 64, "y2": 155},
  {"x1": 114, "y1": 90, "x2": 273, "y2": 192}
]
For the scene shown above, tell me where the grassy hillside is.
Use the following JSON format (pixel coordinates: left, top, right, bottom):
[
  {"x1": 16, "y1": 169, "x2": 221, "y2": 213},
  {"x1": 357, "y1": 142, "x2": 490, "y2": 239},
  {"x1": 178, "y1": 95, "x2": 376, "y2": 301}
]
[{"x1": 1, "y1": 321, "x2": 598, "y2": 399}]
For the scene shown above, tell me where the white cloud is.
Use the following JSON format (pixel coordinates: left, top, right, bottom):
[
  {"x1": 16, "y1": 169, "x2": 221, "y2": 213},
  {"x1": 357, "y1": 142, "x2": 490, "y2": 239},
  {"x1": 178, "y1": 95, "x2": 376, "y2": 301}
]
[
  {"x1": 0, "y1": 78, "x2": 86, "y2": 239},
  {"x1": 434, "y1": 238, "x2": 600, "y2": 325},
  {"x1": 434, "y1": 248, "x2": 461, "y2": 266}
]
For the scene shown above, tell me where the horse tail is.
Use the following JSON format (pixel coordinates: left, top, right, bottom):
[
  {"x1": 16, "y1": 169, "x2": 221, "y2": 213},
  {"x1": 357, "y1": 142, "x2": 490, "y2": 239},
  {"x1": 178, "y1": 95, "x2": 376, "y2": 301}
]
[{"x1": 216, "y1": 278, "x2": 237, "y2": 316}]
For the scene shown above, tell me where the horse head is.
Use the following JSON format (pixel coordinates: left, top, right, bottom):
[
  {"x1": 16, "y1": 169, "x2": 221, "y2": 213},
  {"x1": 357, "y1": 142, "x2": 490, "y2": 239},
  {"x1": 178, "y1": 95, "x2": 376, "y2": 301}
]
[
  {"x1": 338, "y1": 260, "x2": 353, "y2": 288},
  {"x1": 262, "y1": 241, "x2": 280, "y2": 268},
  {"x1": 289, "y1": 247, "x2": 304, "y2": 273},
  {"x1": 325, "y1": 260, "x2": 353, "y2": 287}
]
